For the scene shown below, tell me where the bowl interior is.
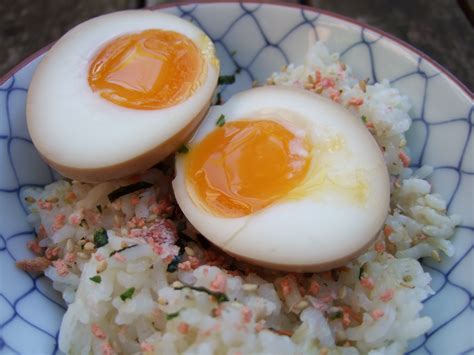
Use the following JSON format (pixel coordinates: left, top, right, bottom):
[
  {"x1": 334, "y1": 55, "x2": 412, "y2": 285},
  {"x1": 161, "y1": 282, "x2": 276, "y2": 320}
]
[{"x1": 0, "y1": 3, "x2": 472, "y2": 354}]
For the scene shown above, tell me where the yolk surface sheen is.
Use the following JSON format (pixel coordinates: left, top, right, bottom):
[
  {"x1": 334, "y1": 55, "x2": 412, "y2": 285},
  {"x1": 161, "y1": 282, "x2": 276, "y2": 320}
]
[
  {"x1": 186, "y1": 120, "x2": 311, "y2": 217},
  {"x1": 88, "y1": 29, "x2": 204, "y2": 110}
]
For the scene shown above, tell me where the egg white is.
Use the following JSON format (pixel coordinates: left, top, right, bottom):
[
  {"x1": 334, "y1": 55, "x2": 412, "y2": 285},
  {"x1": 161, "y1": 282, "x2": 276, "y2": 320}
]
[
  {"x1": 27, "y1": 10, "x2": 219, "y2": 182},
  {"x1": 173, "y1": 86, "x2": 390, "y2": 272}
]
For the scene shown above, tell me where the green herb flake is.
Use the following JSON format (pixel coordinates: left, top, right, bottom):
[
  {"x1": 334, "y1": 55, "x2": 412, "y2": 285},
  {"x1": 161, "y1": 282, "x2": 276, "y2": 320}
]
[
  {"x1": 218, "y1": 75, "x2": 236, "y2": 85},
  {"x1": 79, "y1": 219, "x2": 88, "y2": 228},
  {"x1": 328, "y1": 310, "x2": 343, "y2": 320},
  {"x1": 235, "y1": 67, "x2": 241, "y2": 74},
  {"x1": 230, "y1": 50, "x2": 237, "y2": 57},
  {"x1": 120, "y1": 287, "x2": 135, "y2": 301},
  {"x1": 166, "y1": 311, "x2": 181, "y2": 320},
  {"x1": 93, "y1": 228, "x2": 109, "y2": 248},
  {"x1": 167, "y1": 242, "x2": 185, "y2": 273},
  {"x1": 176, "y1": 221, "x2": 187, "y2": 233},
  {"x1": 177, "y1": 144, "x2": 189, "y2": 154},
  {"x1": 361, "y1": 115, "x2": 368, "y2": 123},
  {"x1": 216, "y1": 114, "x2": 226, "y2": 127},
  {"x1": 215, "y1": 92, "x2": 222, "y2": 105},
  {"x1": 89, "y1": 275, "x2": 102, "y2": 283},
  {"x1": 166, "y1": 256, "x2": 181, "y2": 273},
  {"x1": 107, "y1": 181, "x2": 153, "y2": 202},
  {"x1": 358, "y1": 263, "x2": 367, "y2": 280},
  {"x1": 174, "y1": 285, "x2": 229, "y2": 303}
]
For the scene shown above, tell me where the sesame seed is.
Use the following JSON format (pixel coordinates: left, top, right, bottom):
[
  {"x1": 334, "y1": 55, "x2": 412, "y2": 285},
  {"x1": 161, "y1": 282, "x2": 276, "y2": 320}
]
[
  {"x1": 184, "y1": 247, "x2": 195, "y2": 256},
  {"x1": 77, "y1": 239, "x2": 87, "y2": 246},
  {"x1": 45, "y1": 197, "x2": 59, "y2": 203},
  {"x1": 242, "y1": 283, "x2": 258, "y2": 292},
  {"x1": 24, "y1": 196, "x2": 36, "y2": 204},
  {"x1": 158, "y1": 297, "x2": 168, "y2": 305},
  {"x1": 96, "y1": 260, "x2": 108, "y2": 273},
  {"x1": 77, "y1": 252, "x2": 89, "y2": 259},
  {"x1": 293, "y1": 300, "x2": 309, "y2": 311},
  {"x1": 83, "y1": 242, "x2": 95, "y2": 251},
  {"x1": 172, "y1": 281, "x2": 184, "y2": 288},
  {"x1": 338, "y1": 286, "x2": 347, "y2": 299},
  {"x1": 431, "y1": 250, "x2": 441, "y2": 262},
  {"x1": 120, "y1": 241, "x2": 128, "y2": 249},
  {"x1": 147, "y1": 214, "x2": 157, "y2": 222},
  {"x1": 66, "y1": 239, "x2": 74, "y2": 252}
]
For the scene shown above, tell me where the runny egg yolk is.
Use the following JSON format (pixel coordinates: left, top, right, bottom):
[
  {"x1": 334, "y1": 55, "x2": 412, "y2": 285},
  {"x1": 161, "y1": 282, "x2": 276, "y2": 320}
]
[
  {"x1": 186, "y1": 120, "x2": 312, "y2": 217},
  {"x1": 88, "y1": 29, "x2": 204, "y2": 110}
]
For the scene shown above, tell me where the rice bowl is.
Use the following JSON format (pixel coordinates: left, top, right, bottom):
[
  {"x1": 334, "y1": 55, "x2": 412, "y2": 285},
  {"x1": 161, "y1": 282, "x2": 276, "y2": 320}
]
[{"x1": 17, "y1": 41, "x2": 460, "y2": 354}]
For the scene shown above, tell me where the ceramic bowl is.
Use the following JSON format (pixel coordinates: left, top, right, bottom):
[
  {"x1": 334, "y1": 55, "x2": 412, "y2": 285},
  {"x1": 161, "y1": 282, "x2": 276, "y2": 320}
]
[{"x1": 0, "y1": 2, "x2": 472, "y2": 354}]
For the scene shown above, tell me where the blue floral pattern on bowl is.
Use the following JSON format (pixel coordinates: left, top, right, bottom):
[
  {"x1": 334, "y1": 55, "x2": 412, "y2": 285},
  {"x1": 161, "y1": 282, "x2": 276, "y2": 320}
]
[{"x1": 0, "y1": 2, "x2": 472, "y2": 354}]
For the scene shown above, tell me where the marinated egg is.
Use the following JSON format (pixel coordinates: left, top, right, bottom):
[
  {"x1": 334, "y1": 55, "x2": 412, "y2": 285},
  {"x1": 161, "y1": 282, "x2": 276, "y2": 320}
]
[
  {"x1": 173, "y1": 86, "x2": 390, "y2": 272},
  {"x1": 27, "y1": 10, "x2": 219, "y2": 182}
]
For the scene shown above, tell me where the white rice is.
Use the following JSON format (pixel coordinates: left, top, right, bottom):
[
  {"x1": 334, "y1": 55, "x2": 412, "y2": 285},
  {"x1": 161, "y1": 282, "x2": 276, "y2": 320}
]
[{"x1": 19, "y1": 42, "x2": 460, "y2": 355}]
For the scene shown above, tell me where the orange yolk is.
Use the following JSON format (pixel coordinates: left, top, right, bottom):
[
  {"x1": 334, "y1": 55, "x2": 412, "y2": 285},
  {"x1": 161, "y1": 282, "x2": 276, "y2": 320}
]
[
  {"x1": 186, "y1": 120, "x2": 312, "y2": 217},
  {"x1": 88, "y1": 29, "x2": 204, "y2": 110}
]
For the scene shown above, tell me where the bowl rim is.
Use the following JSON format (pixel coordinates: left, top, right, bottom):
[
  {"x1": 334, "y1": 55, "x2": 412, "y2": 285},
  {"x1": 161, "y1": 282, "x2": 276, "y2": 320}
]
[{"x1": 0, "y1": 0, "x2": 472, "y2": 100}]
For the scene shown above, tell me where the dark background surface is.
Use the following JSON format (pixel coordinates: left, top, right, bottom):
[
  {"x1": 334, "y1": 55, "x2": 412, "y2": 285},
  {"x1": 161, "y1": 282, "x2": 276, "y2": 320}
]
[{"x1": 1, "y1": 0, "x2": 473, "y2": 92}]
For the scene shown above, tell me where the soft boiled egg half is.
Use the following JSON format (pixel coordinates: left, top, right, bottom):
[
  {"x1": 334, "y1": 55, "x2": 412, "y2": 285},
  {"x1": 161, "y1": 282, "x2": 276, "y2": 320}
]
[
  {"x1": 173, "y1": 86, "x2": 390, "y2": 272},
  {"x1": 27, "y1": 10, "x2": 219, "y2": 182}
]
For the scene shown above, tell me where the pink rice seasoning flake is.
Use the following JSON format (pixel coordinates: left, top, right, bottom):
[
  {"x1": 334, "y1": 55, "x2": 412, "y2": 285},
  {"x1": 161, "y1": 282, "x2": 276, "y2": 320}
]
[
  {"x1": 342, "y1": 310, "x2": 351, "y2": 328},
  {"x1": 371, "y1": 309, "x2": 385, "y2": 320},
  {"x1": 210, "y1": 273, "x2": 227, "y2": 293},
  {"x1": 52, "y1": 214, "x2": 66, "y2": 232},
  {"x1": 188, "y1": 256, "x2": 200, "y2": 269},
  {"x1": 321, "y1": 77, "x2": 336, "y2": 89},
  {"x1": 150, "y1": 198, "x2": 174, "y2": 216},
  {"x1": 27, "y1": 240, "x2": 43, "y2": 255},
  {"x1": 308, "y1": 280, "x2": 321, "y2": 296},
  {"x1": 91, "y1": 323, "x2": 107, "y2": 340},
  {"x1": 140, "y1": 342, "x2": 154, "y2": 353},
  {"x1": 348, "y1": 97, "x2": 364, "y2": 106},
  {"x1": 399, "y1": 150, "x2": 411, "y2": 167},
  {"x1": 64, "y1": 191, "x2": 77, "y2": 203},
  {"x1": 64, "y1": 252, "x2": 76, "y2": 263},
  {"x1": 68, "y1": 210, "x2": 83, "y2": 226},
  {"x1": 112, "y1": 253, "x2": 126, "y2": 262},
  {"x1": 53, "y1": 259, "x2": 69, "y2": 276},
  {"x1": 374, "y1": 241, "x2": 386, "y2": 253},
  {"x1": 45, "y1": 246, "x2": 61, "y2": 260},
  {"x1": 329, "y1": 90, "x2": 341, "y2": 103},
  {"x1": 95, "y1": 253, "x2": 105, "y2": 262},
  {"x1": 37, "y1": 199, "x2": 53, "y2": 211},
  {"x1": 360, "y1": 276, "x2": 375, "y2": 290},
  {"x1": 279, "y1": 277, "x2": 292, "y2": 297},
  {"x1": 380, "y1": 288, "x2": 395, "y2": 302},
  {"x1": 130, "y1": 195, "x2": 140, "y2": 206},
  {"x1": 241, "y1": 306, "x2": 252, "y2": 323},
  {"x1": 37, "y1": 224, "x2": 47, "y2": 239},
  {"x1": 101, "y1": 341, "x2": 115, "y2": 355},
  {"x1": 178, "y1": 260, "x2": 192, "y2": 271},
  {"x1": 178, "y1": 322, "x2": 190, "y2": 334}
]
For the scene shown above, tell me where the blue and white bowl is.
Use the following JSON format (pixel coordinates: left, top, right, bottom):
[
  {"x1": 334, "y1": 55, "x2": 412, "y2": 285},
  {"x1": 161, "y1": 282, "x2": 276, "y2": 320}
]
[{"x1": 0, "y1": 2, "x2": 472, "y2": 354}]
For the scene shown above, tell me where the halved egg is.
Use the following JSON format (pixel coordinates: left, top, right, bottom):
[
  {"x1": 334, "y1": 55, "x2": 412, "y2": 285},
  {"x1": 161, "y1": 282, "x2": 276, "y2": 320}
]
[
  {"x1": 27, "y1": 10, "x2": 219, "y2": 182},
  {"x1": 173, "y1": 86, "x2": 390, "y2": 272}
]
